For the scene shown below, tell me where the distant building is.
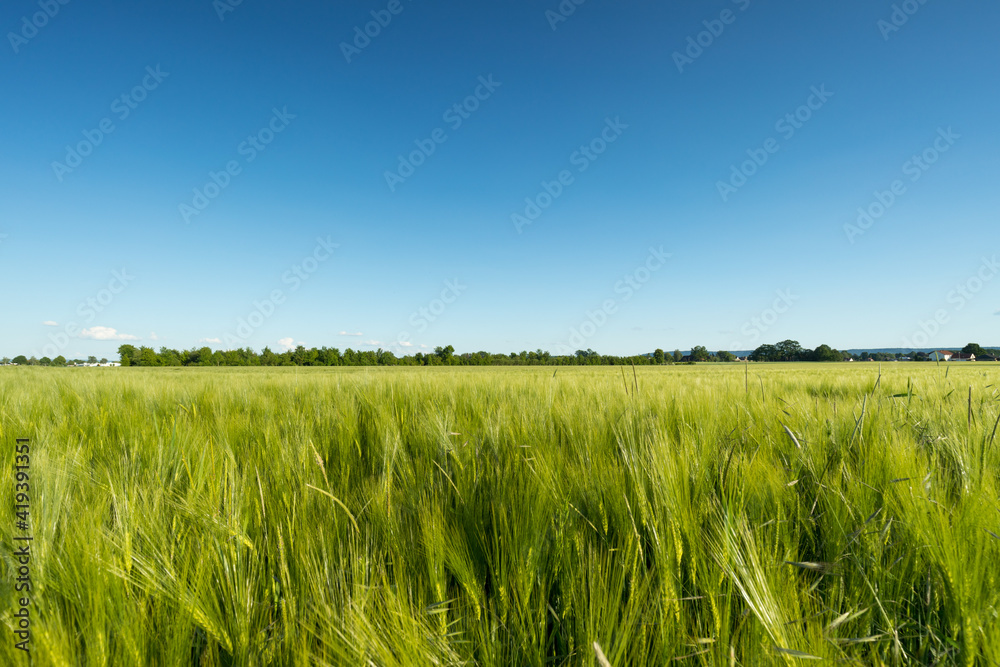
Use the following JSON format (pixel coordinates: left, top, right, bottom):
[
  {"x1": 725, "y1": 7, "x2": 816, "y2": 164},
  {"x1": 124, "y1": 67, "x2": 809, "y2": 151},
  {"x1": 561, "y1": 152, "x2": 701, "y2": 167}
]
[
  {"x1": 931, "y1": 351, "x2": 954, "y2": 361},
  {"x1": 951, "y1": 353, "x2": 975, "y2": 362}
]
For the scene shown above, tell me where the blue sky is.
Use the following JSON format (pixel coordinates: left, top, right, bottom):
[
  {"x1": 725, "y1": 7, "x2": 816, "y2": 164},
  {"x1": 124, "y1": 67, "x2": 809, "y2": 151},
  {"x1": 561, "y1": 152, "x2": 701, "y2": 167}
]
[{"x1": 2, "y1": 0, "x2": 998, "y2": 359}]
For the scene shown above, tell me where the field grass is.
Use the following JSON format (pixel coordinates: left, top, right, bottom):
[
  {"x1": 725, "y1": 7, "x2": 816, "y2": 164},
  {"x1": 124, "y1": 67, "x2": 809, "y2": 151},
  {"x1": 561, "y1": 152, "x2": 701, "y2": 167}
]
[{"x1": 1, "y1": 362, "x2": 999, "y2": 665}]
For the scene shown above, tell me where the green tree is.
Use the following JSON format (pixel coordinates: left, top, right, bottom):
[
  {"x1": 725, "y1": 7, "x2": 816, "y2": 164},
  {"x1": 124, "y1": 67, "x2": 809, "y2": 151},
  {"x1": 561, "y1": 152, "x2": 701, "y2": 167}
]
[
  {"x1": 39, "y1": 356, "x2": 52, "y2": 366},
  {"x1": 690, "y1": 346, "x2": 710, "y2": 362},
  {"x1": 716, "y1": 350, "x2": 735, "y2": 362},
  {"x1": 159, "y1": 347, "x2": 182, "y2": 366},
  {"x1": 776, "y1": 339, "x2": 804, "y2": 361},
  {"x1": 673, "y1": 349, "x2": 682, "y2": 362},
  {"x1": 962, "y1": 343, "x2": 985, "y2": 357},
  {"x1": 138, "y1": 347, "x2": 159, "y2": 366},
  {"x1": 12, "y1": 355, "x2": 27, "y2": 365},
  {"x1": 53, "y1": 355, "x2": 67, "y2": 367},
  {"x1": 196, "y1": 347, "x2": 215, "y2": 366},
  {"x1": 812, "y1": 344, "x2": 841, "y2": 362},
  {"x1": 653, "y1": 349, "x2": 665, "y2": 364},
  {"x1": 750, "y1": 344, "x2": 778, "y2": 362},
  {"x1": 118, "y1": 344, "x2": 138, "y2": 366},
  {"x1": 435, "y1": 345, "x2": 455, "y2": 364}
]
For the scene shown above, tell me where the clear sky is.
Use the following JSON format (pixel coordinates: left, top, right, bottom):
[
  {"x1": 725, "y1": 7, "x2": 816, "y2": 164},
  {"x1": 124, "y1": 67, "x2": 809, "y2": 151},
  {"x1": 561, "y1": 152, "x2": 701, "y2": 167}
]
[{"x1": 2, "y1": 0, "x2": 998, "y2": 359}]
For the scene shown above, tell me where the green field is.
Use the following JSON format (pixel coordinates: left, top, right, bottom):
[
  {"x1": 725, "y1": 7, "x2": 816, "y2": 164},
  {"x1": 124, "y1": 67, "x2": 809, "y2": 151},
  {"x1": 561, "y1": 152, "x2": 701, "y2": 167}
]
[{"x1": 2, "y1": 363, "x2": 999, "y2": 665}]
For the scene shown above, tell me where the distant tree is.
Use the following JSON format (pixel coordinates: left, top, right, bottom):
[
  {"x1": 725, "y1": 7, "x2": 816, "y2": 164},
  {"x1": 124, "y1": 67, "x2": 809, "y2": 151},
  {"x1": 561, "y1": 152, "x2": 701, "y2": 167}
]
[
  {"x1": 118, "y1": 344, "x2": 138, "y2": 366},
  {"x1": 39, "y1": 357, "x2": 52, "y2": 366},
  {"x1": 1, "y1": 357, "x2": 9, "y2": 365},
  {"x1": 87, "y1": 355, "x2": 98, "y2": 364},
  {"x1": 195, "y1": 347, "x2": 214, "y2": 366},
  {"x1": 653, "y1": 349, "x2": 665, "y2": 364},
  {"x1": 434, "y1": 345, "x2": 455, "y2": 364},
  {"x1": 27, "y1": 357, "x2": 39, "y2": 366},
  {"x1": 52, "y1": 355, "x2": 67, "y2": 367},
  {"x1": 159, "y1": 347, "x2": 182, "y2": 366},
  {"x1": 100, "y1": 358, "x2": 108, "y2": 365},
  {"x1": 138, "y1": 346, "x2": 159, "y2": 366},
  {"x1": 750, "y1": 344, "x2": 778, "y2": 362},
  {"x1": 690, "y1": 346, "x2": 710, "y2": 362},
  {"x1": 317, "y1": 347, "x2": 340, "y2": 366},
  {"x1": 812, "y1": 344, "x2": 841, "y2": 362},
  {"x1": 12, "y1": 355, "x2": 27, "y2": 365},
  {"x1": 962, "y1": 343, "x2": 985, "y2": 357},
  {"x1": 673, "y1": 349, "x2": 682, "y2": 363},
  {"x1": 716, "y1": 350, "x2": 735, "y2": 362},
  {"x1": 775, "y1": 340, "x2": 804, "y2": 361}
]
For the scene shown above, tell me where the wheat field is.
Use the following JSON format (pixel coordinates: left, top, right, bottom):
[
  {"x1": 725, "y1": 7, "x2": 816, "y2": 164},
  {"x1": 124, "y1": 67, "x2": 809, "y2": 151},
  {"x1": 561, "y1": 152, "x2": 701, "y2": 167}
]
[{"x1": 1, "y1": 363, "x2": 999, "y2": 665}]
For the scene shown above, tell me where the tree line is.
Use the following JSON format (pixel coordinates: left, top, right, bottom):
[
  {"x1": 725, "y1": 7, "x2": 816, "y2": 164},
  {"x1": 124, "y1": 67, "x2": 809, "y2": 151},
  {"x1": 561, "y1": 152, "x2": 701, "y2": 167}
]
[
  {"x1": 3, "y1": 355, "x2": 108, "y2": 367},
  {"x1": 113, "y1": 345, "x2": 662, "y2": 367},
  {"x1": 747, "y1": 341, "x2": 997, "y2": 362},
  {"x1": 3, "y1": 342, "x2": 993, "y2": 369}
]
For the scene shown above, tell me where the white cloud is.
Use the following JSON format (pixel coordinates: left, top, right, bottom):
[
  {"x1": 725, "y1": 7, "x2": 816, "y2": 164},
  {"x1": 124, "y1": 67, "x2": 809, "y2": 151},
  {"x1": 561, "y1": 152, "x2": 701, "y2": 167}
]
[
  {"x1": 277, "y1": 337, "x2": 305, "y2": 352},
  {"x1": 150, "y1": 332, "x2": 159, "y2": 341},
  {"x1": 198, "y1": 337, "x2": 221, "y2": 344},
  {"x1": 78, "y1": 326, "x2": 139, "y2": 341},
  {"x1": 363, "y1": 340, "x2": 382, "y2": 346},
  {"x1": 339, "y1": 331, "x2": 363, "y2": 336},
  {"x1": 399, "y1": 341, "x2": 413, "y2": 347},
  {"x1": 42, "y1": 321, "x2": 58, "y2": 326}
]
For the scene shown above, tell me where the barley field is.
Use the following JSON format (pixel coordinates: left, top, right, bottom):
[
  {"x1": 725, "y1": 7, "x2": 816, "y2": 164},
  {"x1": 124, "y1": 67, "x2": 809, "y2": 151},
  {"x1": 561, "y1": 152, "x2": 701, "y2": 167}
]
[{"x1": 1, "y1": 363, "x2": 999, "y2": 665}]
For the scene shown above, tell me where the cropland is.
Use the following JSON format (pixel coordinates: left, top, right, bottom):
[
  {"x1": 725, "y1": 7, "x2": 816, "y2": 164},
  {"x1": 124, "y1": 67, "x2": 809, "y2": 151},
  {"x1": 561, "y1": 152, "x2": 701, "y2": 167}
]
[{"x1": 1, "y1": 363, "x2": 999, "y2": 665}]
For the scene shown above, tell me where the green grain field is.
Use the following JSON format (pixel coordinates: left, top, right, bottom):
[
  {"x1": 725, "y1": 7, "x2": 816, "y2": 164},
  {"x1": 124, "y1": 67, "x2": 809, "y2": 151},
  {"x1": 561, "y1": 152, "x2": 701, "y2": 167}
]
[{"x1": 1, "y1": 363, "x2": 999, "y2": 665}]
